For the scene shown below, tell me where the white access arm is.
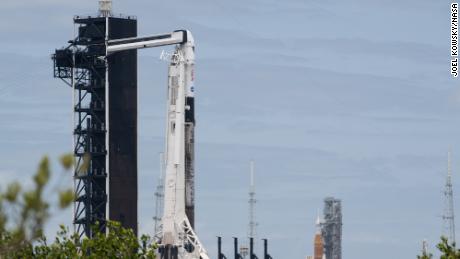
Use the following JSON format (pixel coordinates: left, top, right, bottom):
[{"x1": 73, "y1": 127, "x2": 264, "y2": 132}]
[{"x1": 107, "y1": 30, "x2": 191, "y2": 53}]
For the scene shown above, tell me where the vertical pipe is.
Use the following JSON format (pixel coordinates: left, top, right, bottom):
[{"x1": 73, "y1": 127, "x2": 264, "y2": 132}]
[
  {"x1": 233, "y1": 237, "x2": 238, "y2": 259},
  {"x1": 85, "y1": 117, "x2": 91, "y2": 237},
  {"x1": 71, "y1": 50, "x2": 76, "y2": 235},
  {"x1": 218, "y1": 236, "x2": 222, "y2": 259},
  {"x1": 263, "y1": 239, "x2": 267, "y2": 259},
  {"x1": 104, "y1": 15, "x2": 110, "y2": 233},
  {"x1": 250, "y1": 237, "x2": 254, "y2": 259}
]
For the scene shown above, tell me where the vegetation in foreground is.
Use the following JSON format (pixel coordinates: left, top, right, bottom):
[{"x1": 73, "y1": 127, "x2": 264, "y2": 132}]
[
  {"x1": 418, "y1": 236, "x2": 460, "y2": 259},
  {"x1": 0, "y1": 155, "x2": 156, "y2": 258}
]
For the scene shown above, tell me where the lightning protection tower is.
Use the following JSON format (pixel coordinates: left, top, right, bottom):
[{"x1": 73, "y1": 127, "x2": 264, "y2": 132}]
[
  {"x1": 154, "y1": 152, "x2": 165, "y2": 235},
  {"x1": 443, "y1": 149, "x2": 456, "y2": 244},
  {"x1": 240, "y1": 161, "x2": 257, "y2": 258},
  {"x1": 248, "y1": 161, "x2": 257, "y2": 240}
]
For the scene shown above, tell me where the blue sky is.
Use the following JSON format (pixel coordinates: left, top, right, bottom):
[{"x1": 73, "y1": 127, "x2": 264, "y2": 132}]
[{"x1": 0, "y1": 0, "x2": 457, "y2": 258}]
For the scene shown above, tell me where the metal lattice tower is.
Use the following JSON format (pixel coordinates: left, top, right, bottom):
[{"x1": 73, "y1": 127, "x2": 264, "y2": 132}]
[
  {"x1": 53, "y1": 5, "x2": 138, "y2": 238},
  {"x1": 321, "y1": 197, "x2": 342, "y2": 259},
  {"x1": 53, "y1": 22, "x2": 108, "y2": 237},
  {"x1": 443, "y1": 150, "x2": 456, "y2": 244},
  {"x1": 154, "y1": 152, "x2": 165, "y2": 235},
  {"x1": 248, "y1": 161, "x2": 257, "y2": 239}
]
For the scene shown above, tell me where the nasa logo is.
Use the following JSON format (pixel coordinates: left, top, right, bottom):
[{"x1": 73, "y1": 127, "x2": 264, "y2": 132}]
[{"x1": 190, "y1": 86, "x2": 195, "y2": 92}]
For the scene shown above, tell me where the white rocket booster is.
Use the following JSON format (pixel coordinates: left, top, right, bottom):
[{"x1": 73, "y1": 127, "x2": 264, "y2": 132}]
[{"x1": 107, "y1": 30, "x2": 207, "y2": 259}]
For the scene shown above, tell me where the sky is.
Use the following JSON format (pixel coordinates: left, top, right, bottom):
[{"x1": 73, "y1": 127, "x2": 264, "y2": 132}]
[{"x1": 0, "y1": 0, "x2": 457, "y2": 258}]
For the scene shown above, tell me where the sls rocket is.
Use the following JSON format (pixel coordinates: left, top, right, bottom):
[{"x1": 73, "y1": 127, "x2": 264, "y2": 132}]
[{"x1": 314, "y1": 215, "x2": 324, "y2": 259}]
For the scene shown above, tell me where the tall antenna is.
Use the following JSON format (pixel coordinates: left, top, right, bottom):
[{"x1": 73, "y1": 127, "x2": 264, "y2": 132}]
[
  {"x1": 443, "y1": 149, "x2": 456, "y2": 244},
  {"x1": 99, "y1": 0, "x2": 112, "y2": 16},
  {"x1": 153, "y1": 152, "x2": 165, "y2": 234},
  {"x1": 248, "y1": 160, "x2": 257, "y2": 239}
]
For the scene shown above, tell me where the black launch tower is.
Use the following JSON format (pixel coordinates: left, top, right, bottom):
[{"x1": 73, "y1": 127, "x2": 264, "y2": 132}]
[{"x1": 52, "y1": 14, "x2": 138, "y2": 238}]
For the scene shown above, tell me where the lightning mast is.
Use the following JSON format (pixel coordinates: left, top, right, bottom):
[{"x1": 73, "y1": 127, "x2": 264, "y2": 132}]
[
  {"x1": 248, "y1": 161, "x2": 257, "y2": 239},
  {"x1": 154, "y1": 152, "x2": 165, "y2": 235},
  {"x1": 443, "y1": 149, "x2": 456, "y2": 244}
]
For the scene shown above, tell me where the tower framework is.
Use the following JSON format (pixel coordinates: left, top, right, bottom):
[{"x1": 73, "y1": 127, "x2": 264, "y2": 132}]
[
  {"x1": 154, "y1": 152, "x2": 165, "y2": 235},
  {"x1": 443, "y1": 150, "x2": 456, "y2": 244},
  {"x1": 321, "y1": 197, "x2": 342, "y2": 259},
  {"x1": 52, "y1": 13, "x2": 138, "y2": 238},
  {"x1": 248, "y1": 161, "x2": 257, "y2": 240}
]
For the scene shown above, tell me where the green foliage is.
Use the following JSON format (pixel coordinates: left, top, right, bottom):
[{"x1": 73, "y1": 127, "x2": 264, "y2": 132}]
[
  {"x1": 0, "y1": 154, "x2": 156, "y2": 258},
  {"x1": 4, "y1": 182, "x2": 21, "y2": 202},
  {"x1": 77, "y1": 153, "x2": 90, "y2": 176},
  {"x1": 0, "y1": 156, "x2": 55, "y2": 257},
  {"x1": 58, "y1": 189, "x2": 74, "y2": 209},
  {"x1": 32, "y1": 222, "x2": 156, "y2": 258},
  {"x1": 417, "y1": 237, "x2": 460, "y2": 259},
  {"x1": 437, "y1": 236, "x2": 460, "y2": 259},
  {"x1": 59, "y1": 154, "x2": 74, "y2": 171},
  {"x1": 417, "y1": 251, "x2": 433, "y2": 259}
]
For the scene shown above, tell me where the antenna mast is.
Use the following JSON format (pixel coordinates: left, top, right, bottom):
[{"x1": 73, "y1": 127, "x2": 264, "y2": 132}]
[
  {"x1": 443, "y1": 149, "x2": 456, "y2": 244},
  {"x1": 248, "y1": 161, "x2": 257, "y2": 239},
  {"x1": 153, "y1": 152, "x2": 165, "y2": 234}
]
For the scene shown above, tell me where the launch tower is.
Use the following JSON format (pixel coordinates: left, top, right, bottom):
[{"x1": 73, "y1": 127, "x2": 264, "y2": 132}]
[
  {"x1": 52, "y1": 3, "x2": 138, "y2": 237},
  {"x1": 322, "y1": 197, "x2": 342, "y2": 259}
]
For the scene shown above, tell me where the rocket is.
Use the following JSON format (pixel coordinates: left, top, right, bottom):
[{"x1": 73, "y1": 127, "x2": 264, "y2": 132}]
[{"x1": 184, "y1": 40, "x2": 195, "y2": 228}]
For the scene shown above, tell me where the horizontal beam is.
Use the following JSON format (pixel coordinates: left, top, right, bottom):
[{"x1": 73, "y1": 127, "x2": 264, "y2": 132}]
[{"x1": 107, "y1": 30, "x2": 186, "y2": 53}]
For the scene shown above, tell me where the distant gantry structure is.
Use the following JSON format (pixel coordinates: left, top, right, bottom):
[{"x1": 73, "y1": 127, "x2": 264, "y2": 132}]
[
  {"x1": 443, "y1": 149, "x2": 456, "y2": 244},
  {"x1": 322, "y1": 197, "x2": 342, "y2": 259},
  {"x1": 248, "y1": 161, "x2": 257, "y2": 239}
]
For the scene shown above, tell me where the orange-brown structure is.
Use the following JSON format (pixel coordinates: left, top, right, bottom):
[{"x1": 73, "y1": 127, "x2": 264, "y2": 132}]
[
  {"x1": 314, "y1": 232, "x2": 324, "y2": 259},
  {"x1": 314, "y1": 215, "x2": 324, "y2": 259}
]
